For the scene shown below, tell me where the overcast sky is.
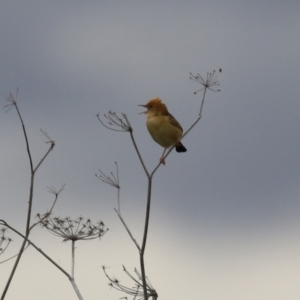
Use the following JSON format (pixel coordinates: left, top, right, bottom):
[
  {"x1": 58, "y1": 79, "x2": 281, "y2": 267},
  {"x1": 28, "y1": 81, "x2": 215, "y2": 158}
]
[{"x1": 1, "y1": 1, "x2": 300, "y2": 300}]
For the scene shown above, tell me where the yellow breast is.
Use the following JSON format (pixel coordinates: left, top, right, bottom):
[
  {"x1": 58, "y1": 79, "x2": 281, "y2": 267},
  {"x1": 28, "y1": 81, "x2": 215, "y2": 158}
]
[{"x1": 146, "y1": 115, "x2": 182, "y2": 148}]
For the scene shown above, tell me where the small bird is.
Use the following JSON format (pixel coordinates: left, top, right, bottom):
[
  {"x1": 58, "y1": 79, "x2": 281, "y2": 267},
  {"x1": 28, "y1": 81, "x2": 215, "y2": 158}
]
[{"x1": 139, "y1": 97, "x2": 187, "y2": 165}]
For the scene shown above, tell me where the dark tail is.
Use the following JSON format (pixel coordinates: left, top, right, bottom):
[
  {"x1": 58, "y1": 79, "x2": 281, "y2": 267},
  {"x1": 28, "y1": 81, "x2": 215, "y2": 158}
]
[{"x1": 175, "y1": 142, "x2": 187, "y2": 153}]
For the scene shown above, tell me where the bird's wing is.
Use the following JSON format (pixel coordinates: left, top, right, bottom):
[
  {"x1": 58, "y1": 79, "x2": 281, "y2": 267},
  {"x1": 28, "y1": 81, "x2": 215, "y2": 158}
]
[{"x1": 168, "y1": 113, "x2": 183, "y2": 132}]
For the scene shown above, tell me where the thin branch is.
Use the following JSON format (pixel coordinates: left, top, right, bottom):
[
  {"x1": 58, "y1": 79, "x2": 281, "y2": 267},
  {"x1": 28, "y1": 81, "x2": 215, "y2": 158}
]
[
  {"x1": 30, "y1": 184, "x2": 66, "y2": 231},
  {"x1": 150, "y1": 69, "x2": 221, "y2": 176},
  {"x1": 1, "y1": 93, "x2": 56, "y2": 299},
  {"x1": 47, "y1": 184, "x2": 66, "y2": 213},
  {"x1": 0, "y1": 228, "x2": 12, "y2": 257},
  {"x1": 97, "y1": 111, "x2": 131, "y2": 132},
  {"x1": 0, "y1": 220, "x2": 84, "y2": 300},
  {"x1": 96, "y1": 163, "x2": 121, "y2": 213},
  {"x1": 103, "y1": 265, "x2": 157, "y2": 299},
  {"x1": 114, "y1": 209, "x2": 141, "y2": 252},
  {"x1": 99, "y1": 70, "x2": 221, "y2": 300},
  {"x1": 96, "y1": 164, "x2": 141, "y2": 251},
  {"x1": 0, "y1": 220, "x2": 70, "y2": 278},
  {"x1": 0, "y1": 244, "x2": 30, "y2": 265},
  {"x1": 72, "y1": 240, "x2": 75, "y2": 278},
  {"x1": 4, "y1": 91, "x2": 33, "y2": 172},
  {"x1": 34, "y1": 130, "x2": 55, "y2": 172},
  {"x1": 70, "y1": 279, "x2": 84, "y2": 300}
]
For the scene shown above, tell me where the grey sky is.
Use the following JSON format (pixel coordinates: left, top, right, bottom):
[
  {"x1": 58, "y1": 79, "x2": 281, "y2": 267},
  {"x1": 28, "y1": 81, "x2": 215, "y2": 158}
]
[{"x1": 1, "y1": 1, "x2": 300, "y2": 299}]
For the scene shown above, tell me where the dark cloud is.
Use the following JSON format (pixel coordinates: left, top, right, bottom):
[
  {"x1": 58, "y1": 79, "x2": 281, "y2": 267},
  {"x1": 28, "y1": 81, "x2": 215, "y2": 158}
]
[{"x1": 1, "y1": 1, "x2": 300, "y2": 299}]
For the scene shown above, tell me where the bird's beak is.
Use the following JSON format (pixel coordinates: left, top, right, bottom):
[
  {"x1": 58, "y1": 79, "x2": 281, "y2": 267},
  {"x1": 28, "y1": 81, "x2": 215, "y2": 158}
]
[{"x1": 138, "y1": 104, "x2": 147, "y2": 114}]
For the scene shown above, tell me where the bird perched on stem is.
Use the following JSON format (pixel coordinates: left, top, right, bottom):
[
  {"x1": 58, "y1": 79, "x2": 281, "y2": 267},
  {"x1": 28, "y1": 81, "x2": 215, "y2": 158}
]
[{"x1": 139, "y1": 98, "x2": 187, "y2": 165}]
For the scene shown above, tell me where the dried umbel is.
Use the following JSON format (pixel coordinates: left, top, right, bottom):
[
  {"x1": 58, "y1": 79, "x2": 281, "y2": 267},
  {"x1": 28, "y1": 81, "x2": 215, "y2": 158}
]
[
  {"x1": 190, "y1": 69, "x2": 221, "y2": 94},
  {"x1": 37, "y1": 215, "x2": 108, "y2": 242},
  {"x1": 97, "y1": 111, "x2": 132, "y2": 132},
  {"x1": 0, "y1": 228, "x2": 12, "y2": 256},
  {"x1": 103, "y1": 265, "x2": 158, "y2": 300}
]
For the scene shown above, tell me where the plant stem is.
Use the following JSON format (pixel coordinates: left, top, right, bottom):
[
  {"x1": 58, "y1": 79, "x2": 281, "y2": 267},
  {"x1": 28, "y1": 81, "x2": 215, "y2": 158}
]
[
  {"x1": 72, "y1": 240, "x2": 75, "y2": 278},
  {"x1": 0, "y1": 220, "x2": 84, "y2": 300},
  {"x1": 1, "y1": 100, "x2": 54, "y2": 299}
]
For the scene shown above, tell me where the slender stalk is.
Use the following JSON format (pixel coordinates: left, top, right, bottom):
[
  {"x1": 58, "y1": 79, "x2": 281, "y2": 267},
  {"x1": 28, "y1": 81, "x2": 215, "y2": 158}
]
[
  {"x1": 0, "y1": 221, "x2": 85, "y2": 300},
  {"x1": 72, "y1": 240, "x2": 75, "y2": 278},
  {"x1": 0, "y1": 220, "x2": 70, "y2": 277},
  {"x1": 129, "y1": 128, "x2": 149, "y2": 178},
  {"x1": 14, "y1": 95, "x2": 34, "y2": 172},
  {"x1": 136, "y1": 84, "x2": 210, "y2": 299},
  {"x1": 141, "y1": 177, "x2": 152, "y2": 253},
  {"x1": 69, "y1": 240, "x2": 85, "y2": 300},
  {"x1": 70, "y1": 279, "x2": 84, "y2": 300},
  {"x1": 115, "y1": 209, "x2": 141, "y2": 252},
  {"x1": 139, "y1": 254, "x2": 148, "y2": 299},
  {"x1": 1, "y1": 96, "x2": 54, "y2": 299},
  {"x1": 0, "y1": 245, "x2": 30, "y2": 265},
  {"x1": 29, "y1": 184, "x2": 65, "y2": 231},
  {"x1": 199, "y1": 85, "x2": 207, "y2": 117},
  {"x1": 99, "y1": 70, "x2": 220, "y2": 299},
  {"x1": 139, "y1": 176, "x2": 153, "y2": 299},
  {"x1": 123, "y1": 130, "x2": 151, "y2": 299}
]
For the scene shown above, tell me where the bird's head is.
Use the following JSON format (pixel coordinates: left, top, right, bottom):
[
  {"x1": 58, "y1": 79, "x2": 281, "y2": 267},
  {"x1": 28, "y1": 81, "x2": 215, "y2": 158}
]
[{"x1": 139, "y1": 98, "x2": 168, "y2": 116}]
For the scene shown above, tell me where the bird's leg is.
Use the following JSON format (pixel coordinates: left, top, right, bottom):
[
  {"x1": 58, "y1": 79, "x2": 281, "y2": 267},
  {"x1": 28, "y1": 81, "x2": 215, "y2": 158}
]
[{"x1": 160, "y1": 148, "x2": 167, "y2": 165}]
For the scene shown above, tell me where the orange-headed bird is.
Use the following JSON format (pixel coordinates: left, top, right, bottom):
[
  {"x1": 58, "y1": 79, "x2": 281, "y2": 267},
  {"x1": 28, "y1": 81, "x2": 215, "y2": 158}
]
[{"x1": 139, "y1": 97, "x2": 187, "y2": 165}]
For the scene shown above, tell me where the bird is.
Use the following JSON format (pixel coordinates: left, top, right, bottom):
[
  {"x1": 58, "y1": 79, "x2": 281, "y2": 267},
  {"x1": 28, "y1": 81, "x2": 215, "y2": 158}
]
[{"x1": 139, "y1": 97, "x2": 187, "y2": 165}]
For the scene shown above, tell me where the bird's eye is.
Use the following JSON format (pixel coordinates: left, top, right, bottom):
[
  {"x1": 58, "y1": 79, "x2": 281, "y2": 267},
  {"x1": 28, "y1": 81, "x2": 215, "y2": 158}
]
[{"x1": 149, "y1": 105, "x2": 152, "y2": 108}]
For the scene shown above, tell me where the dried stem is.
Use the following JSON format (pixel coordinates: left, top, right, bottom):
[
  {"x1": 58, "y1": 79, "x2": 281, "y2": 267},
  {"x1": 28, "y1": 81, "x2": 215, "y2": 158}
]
[
  {"x1": 0, "y1": 228, "x2": 12, "y2": 257},
  {"x1": 72, "y1": 240, "x2": 75, "y2": 278},
  {"x1": 96, "y1": 162, "x2": 121, "y2": 213},
  {"x1": 98, "y1": 70, "x2": 221, "y2": 299},
  {"x1": 0, "y1": 220, "x2": 70, "y2": 277},
  {"x1": 0, "y1": 185, "x2": 64, "y2": 266},
  {"x1": 30, "y1": 184, "x2": 66, "y2": 231},
  {"x1": 1, "y1": 93, "x2": 55, "y2": 299},
  {"x1": 96, "y1": 165, "x2": 141, "y2": 250},
  {"x1": 114, "y1": 209, "x2": 141, "y2": 252},
  {"x1": 103, "y1": 265, "x2": 157, "y2": 299},
  {"x1": 0, "y1": 220, "x2": 84, "y2": 300},
  {"x1": 37, "y1": 216, "x2": 106, "y2": 300},
  {"x1": 0, "y1": 244, "x2": 30, "y2": 265}
]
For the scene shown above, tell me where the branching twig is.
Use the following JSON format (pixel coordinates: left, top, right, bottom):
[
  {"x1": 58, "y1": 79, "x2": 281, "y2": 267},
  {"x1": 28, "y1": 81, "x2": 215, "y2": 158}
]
[
  {"x1": 0, "y1": 244, "x2": 30, "y2": 265},
  {"x1": 1, "y1": 92, "x2": 55, "y2": 300},
  {"x1": 30, "y1": 184, "x2": 66, "y2": 231},
  {"x1": 34, "y1": 130, "x2": 55, "y2": 172},
  {"x1": 38, "y1": 216, "x2": 107, "y2": 299},
  {"x1": 103, "y1": 265, "x2": 158, "y2": 300},
  {"x1": 1, "y1": 185, "x2": 65, "y2": 267},
  {"x1": 96, "y1": 164, "x2": 141, "y2": 250},
  {"x1": 114, "y1": 209, "x2": 141, "y2": 252},
  {"x1": 98, "y1": 70, "x2": 221, "y2": 299},
  {"x1": 0, "y1": 228, "x2": 12, "y2": 257},
  {"x1": 96, "y1": 162, "x2": 121, "y2": 213},
  {"x1": 0, "y1": 220, "x2": 70, "y2": 277},
  {"x1": 97, "y1": 111, "x2": 131, "y2": 132},
  {"x1": 0, "y1": 220, "x2": 85, "y2": 300}
]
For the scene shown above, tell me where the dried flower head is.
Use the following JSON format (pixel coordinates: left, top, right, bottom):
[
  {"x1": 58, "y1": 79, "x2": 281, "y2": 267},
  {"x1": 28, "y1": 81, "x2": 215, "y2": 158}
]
[
  {"x1": 97, "y1": 111, "x2": 132, "y2": 132},
  {"x1": 96, "y1": 162, "x2": 120, "y2": 190},
  {"x1": 0, "y1": 228, "x2": 12, "y2": 255},
  {"x1": 190, "y1": 69, "x2": 221, "y2": 94},
  {"x1": 38, "y1": 216, "x2": 108, "y2": 242},
  {"x1": 103, "y1": 265, "x2": 158, "y2": 300},
  {"x1": 96, "y1": 162, "x2": 122, "y2": 214},
  {"x1": 3, "y1": 90, "x2": 18, "y2": 112}
]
